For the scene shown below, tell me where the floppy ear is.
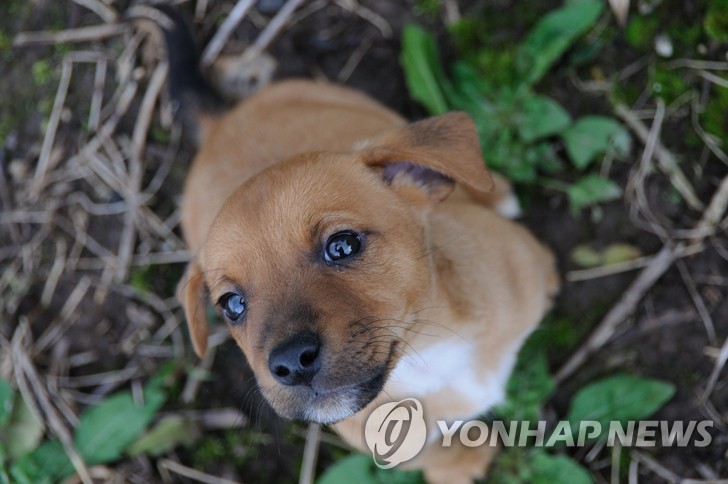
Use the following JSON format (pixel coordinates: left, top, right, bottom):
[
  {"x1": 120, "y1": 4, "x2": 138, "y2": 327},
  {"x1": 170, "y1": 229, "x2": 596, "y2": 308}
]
[
  {"x1": 358, "y1": 112, "x2": 493, "y2": 204},
  {"x1": 176, "y1": 259, "x2": 208, "y2": 358}
]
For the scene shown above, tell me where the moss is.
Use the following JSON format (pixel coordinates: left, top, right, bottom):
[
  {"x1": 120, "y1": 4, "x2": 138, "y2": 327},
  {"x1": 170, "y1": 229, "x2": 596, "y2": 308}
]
[
  {"x1": 415, "y1": 0, "x2": 441, "y2": 18},
  {"x1": 611, "y1": 82, "x2": 642, "y2": 107},
  {"x1": 149, "y1": 124, "x2": 171, "y2": 144},
  {"x1": 53, "y1": 43, "x2": 73, "y2": 57},
  {"x1": 625, "y1": 15, "x2": 660, "y2": 50},
  {"x1": 705, "y1": 0, "x2": 728, "y2": 41},
  {"x1": 31, "y1": 60, "x2": 55, "y2": 87},
  {"x1": 130, "y1": 264, "x2": 184, "y2": 299},
  {"x1": 652, "y1": 67, "x2": 691, "y2": 104},
  {"x1": 701, "y1": 83, "x2": 728, "y2": 140},
  {"x1": 191, "y1": 429, "x2": 271, "y2": 470},
  {"x1": 130, "y1": 267, "x2": 154, "y2": 295},
  {"x1": 667, "y1": 23, "x2": 704, "y2": 49},
  {"x1": 0, "y1": 30, "x2": 11, "y2": 61}
]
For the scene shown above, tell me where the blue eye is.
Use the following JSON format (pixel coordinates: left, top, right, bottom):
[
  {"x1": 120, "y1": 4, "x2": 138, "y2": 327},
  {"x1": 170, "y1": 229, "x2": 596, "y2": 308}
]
[
  {"x1": 324, "y1": 232, "x2": 362, "y2": 262},
  {"x1": 220, "y1": 293, "x2": 246, "y2": 322}
]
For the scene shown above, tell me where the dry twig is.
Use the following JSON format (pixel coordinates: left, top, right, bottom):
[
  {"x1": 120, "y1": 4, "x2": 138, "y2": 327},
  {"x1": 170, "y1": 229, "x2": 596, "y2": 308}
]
[
  {"x1": 13, "y1": 24, "x2": 125, "y2": 47},
  {"x1": 615, "y1": 103, "x2": 704, "y2": 211},
  {"x1": 557, "y1": 243, "x2": 682, "y2": 383},
  {"x1": 201, "y1": 0, "x2": 256, "y2": 67},
  {"x1": 299, "y1": 423, "x2": 322, "y2": 484},
  {"x1": 158, "y1": 459, "x2": 242, "y2": 484}
]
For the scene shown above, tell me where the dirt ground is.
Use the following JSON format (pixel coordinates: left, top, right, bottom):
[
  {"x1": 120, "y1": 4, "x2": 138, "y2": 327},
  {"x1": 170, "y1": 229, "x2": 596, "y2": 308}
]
[{"x1": 1, "y1": 0, "x2": 726, "y2": 483}]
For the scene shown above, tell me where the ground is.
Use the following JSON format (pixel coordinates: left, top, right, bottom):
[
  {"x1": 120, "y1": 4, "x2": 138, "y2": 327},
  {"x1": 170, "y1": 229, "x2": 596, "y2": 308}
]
[{"x1": 0, "y1": 0, "x2": 726, "y2": 483}]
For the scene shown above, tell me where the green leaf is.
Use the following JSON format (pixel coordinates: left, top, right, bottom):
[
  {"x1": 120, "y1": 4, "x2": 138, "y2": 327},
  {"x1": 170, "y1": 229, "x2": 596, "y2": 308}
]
[
  {"x1": 570, "y1": 243, "x2": 642, "y2": 268},
  {"x1": 9, "y1": 440, "x2": 72, "y2": 484},
  {"x1": 318, "y1": 453, "x2": 423, "y2": 484},
  {"x1": 0, "y1": 393, "x2": 44, "y2": 459},
  {"x1": 0, "y1": 445, "x2": 9, "y2": 484},
  {"x1": 607, "y1": 124, "x2": 632, "y2": 158},
  {"x1": 0, "y1": 380, "x2": 13, "y2": 427},
  {"x1": 400, "y1": 25, "x2": 450, "y2": 115},
  {"x1": 562, "y1": 116, "x2": 623, "y2": 170},
  {"x1": 517, "y1": 95, "x2": 572, "y2": 143},
  {"x1": 516, "y1": 1, "x2": 603, "y2": 87},
  {"x1": 566, "y1": 375, "x2": 676, "y2": 441},
  {"x1": 127, "y1": 415, "x2": 200, "y2": 457},
  {"x1": 569, "y1": 245, "x2": 602, "y2": 268},
  {"x1": 74, "y1": 376, "x2": 167, "y2": 465},
  {"x1": 449, "y1": 61, "x2": 497, "y2": 117},
  {"x1": 705, "y1": 0, "x2": 728, "y2": 42},
  {"x1": 603, "y1": 243, "x2": 642, "y2": 265},
  {"x1": 566, "y1": 175, "x2": 621, "y2": 215},
  {"x1": 488, "y1": 448, "x2": 532, "y2": 483},
  {"x1": 530, "y1": 451, "x2": 592, "y2": 484}
]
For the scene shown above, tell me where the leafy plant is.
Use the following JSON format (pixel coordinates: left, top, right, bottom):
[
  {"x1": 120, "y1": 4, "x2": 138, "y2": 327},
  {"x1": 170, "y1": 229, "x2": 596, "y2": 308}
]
[
  {"x1": 565, "y1": 375, "x2": 676, "y2": 441},
  {"x1": 318, "y1": 454, "x2": 422, "y2": 484},
  {"x1": 488, "y1": 447, "x2": 591, "y2": 484},
  {"x1": 487, "y1": 331, "x2": 676, "y2": 481},
  {"x1": 0, "y1": 363, "x2": 177, "y2": 483},
  {"x1": 400, "y1": 0, "x2": 630, "y2": 215}
]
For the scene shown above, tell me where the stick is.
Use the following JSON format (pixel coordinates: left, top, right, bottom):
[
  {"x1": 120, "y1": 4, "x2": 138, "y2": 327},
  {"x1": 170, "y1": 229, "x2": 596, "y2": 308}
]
[
  {"x1": 556, "y1": 243, "x2": 681, "y2": 383},
  {"x1": 694, "y1": 173, "x2": 728, "y2": 239},
  {"x1": 615, "y1": 103, "x2": 704, "y2": 211},
  {"x1": 566, "y1": 243, "x2": 703, "y2": 282},
  {"x1": 299, "y1": 423, "x2": 322, "y2": 484},
  {"x1": 32, "y1": 58, "x2": 74, "y2": 197},
  {"x1": 158, "y1": 459, "x2": 242, "y2": 484},
  {"x1": 676, "y1": 260, "x2": 716, "y2": 343},
  {"x1": 248, "y1": 0, "x2": 306, "y2": 55},
  {"x1": 201, "y1": 0, "x2": 256, "y2": 67},
  {"x1": 13, "y1": 24, "x2": 126, "y2": 47},
  {"x1": 88, "y1": 57, "x2": 107, "y2": 131}
]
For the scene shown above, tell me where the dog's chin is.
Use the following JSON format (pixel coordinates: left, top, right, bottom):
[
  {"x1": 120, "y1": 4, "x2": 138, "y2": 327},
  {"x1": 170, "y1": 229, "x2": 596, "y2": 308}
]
[{"x1": 268, "y1": 368, "x2": 389, "y2": 425}]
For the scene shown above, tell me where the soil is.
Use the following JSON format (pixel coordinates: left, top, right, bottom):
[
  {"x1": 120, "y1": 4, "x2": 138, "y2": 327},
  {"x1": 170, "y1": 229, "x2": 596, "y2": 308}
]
[{"x1": 1, "y1": 0, "x2": 726, "y2": 483}]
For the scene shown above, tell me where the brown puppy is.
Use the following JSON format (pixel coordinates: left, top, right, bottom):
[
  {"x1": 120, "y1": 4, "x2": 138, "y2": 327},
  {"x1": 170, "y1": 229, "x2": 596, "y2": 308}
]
[{"x1": 163, "y1": 12, "x2": 558, "y2": 483}]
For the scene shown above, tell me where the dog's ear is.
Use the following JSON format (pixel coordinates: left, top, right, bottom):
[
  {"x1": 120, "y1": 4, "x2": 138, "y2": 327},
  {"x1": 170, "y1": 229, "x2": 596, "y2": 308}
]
[
  {"x1": 358, "y1": 112, "x2": 493, "y2": 204},
  {"x1": 176, "y1": 259, "x2": 208, "y2": 358}
]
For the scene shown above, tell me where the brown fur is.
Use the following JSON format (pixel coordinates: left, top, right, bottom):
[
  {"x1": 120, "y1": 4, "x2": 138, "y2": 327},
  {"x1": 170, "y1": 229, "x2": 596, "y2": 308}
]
[{"x1": 176, "y1": 79, "x2": 559, "y2": 482}]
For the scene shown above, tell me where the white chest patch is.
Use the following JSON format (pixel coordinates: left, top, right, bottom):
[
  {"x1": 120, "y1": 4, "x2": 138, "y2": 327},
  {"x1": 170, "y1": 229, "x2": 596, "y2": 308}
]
[
  {"x1": 387, "y1": 338, "x2": 517, "y2": 416},
  {"x1": 389, "y1": 339, "x2": 474, "y2": 395}
]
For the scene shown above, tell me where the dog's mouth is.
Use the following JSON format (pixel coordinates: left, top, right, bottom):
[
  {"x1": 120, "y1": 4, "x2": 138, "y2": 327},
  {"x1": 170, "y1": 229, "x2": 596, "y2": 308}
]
[
  {"x1": 300, "y1": 366, "x2": 389, "y2": 424},
  {"x1": 263, "y1": 341, "x2": 398, "y2": 425}
]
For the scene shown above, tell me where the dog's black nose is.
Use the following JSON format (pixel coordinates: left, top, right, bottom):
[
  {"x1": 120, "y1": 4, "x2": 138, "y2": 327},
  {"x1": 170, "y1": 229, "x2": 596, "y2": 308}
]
[{"x1": 268, "y1": 332, "x2": 322, "y2": 386}]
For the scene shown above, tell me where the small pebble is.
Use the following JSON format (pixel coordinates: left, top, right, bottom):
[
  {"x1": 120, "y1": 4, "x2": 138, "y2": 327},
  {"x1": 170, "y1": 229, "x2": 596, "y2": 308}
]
[
  {"x1": 654, "y1": 34, "x2": 673, "y2": 58},
  {"x1": 8, "y1": 159, "x2": 27, "y2": 183}
]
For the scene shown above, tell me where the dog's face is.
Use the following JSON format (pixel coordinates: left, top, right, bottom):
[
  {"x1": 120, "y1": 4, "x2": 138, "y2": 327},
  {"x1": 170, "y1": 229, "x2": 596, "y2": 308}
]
[{"x1": 178, "y1": 113, "x2": 492, "y2": 423}]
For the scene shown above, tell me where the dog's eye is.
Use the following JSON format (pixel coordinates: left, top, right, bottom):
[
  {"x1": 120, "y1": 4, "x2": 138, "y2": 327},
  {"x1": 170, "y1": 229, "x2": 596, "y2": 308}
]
[
  {"x1": 220, "y1": 293, "x2": 246, "y2": 322},
  {"x1": 324, "y1": 231, "x2": 362, "y2": 262}
]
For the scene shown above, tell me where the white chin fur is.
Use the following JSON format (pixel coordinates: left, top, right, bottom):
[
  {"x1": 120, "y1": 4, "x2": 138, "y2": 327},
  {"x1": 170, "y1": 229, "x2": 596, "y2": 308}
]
[{"x1": 302, "y1": 393, "x2": 359, "y2": 424}]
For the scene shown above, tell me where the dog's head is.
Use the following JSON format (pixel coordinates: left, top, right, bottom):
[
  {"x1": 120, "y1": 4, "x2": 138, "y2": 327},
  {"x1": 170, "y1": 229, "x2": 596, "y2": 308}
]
[{"x1": 177, "y1": 113, "x2": 492, "y2": 423}]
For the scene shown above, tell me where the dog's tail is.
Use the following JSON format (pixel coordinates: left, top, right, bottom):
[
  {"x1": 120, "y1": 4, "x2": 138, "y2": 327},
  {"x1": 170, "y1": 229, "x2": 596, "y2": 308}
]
[{"x1": 132, "y1": 5, "x2": 226, "y2": 143}]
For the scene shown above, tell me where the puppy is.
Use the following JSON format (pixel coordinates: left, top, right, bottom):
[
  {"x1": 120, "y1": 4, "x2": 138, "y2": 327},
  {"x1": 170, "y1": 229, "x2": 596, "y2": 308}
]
[{"x1": 159, "y1": 9, "x2": 559, "y2": 483}]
